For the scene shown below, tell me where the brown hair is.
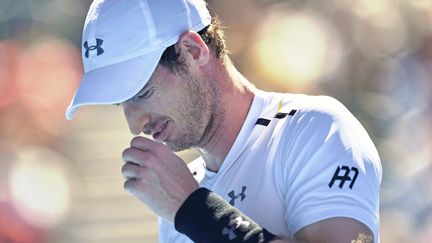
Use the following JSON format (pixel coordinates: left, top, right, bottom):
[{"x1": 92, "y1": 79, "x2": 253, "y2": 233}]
[{"x1": 158, "y1": 16, "x2": 227, "y2": 73}]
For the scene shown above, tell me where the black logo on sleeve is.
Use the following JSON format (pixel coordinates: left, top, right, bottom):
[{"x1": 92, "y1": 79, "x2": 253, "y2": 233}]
[
  {"x1": 228, "y1": 186, "x2": 247, "y2": 206},
  {"x1": 83, "y1": 38, "x2": 104, "y2": 58},
  {"x1": 328, "y1": 165, "x2": 359, "y2": 189}
]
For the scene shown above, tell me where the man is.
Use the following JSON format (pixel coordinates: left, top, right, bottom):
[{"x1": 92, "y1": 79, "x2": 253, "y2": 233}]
[{"x1": 66, "y1": 0, "x2": 382, "y2": 242}]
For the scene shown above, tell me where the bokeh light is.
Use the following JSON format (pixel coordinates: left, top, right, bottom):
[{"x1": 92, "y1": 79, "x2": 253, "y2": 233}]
[
  {"x1": 16, "y1": 36, "x2": 81, "y2": 135},
  {"x1": 9, "y1": 146, "x2": 72, "y2": 228},
  {"x1": 0, "y1": 0, "x2": 431, "y2": 242},
  {"x1": 408, "y1": 0, "x2": 432, "y2": 10},
  {"x1": 351, "y1": 0, "x2": 407, "y2": 58},
  {"x1": 252, "y1": 7, "x2": 343, "y2": 87},
  {"x1": 0, "y1": 40, "x2": 20, "y2": 108}
]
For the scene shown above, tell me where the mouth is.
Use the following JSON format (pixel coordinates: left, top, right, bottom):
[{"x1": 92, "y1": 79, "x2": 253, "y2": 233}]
[{"x1": 152, "y1": 120, "x2": 169, "y2": 142}]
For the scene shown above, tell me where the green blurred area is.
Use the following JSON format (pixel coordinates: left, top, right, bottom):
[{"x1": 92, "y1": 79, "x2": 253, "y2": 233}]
[{"x1": 0, "y1": 0, "x2": 431, "y2": 242}]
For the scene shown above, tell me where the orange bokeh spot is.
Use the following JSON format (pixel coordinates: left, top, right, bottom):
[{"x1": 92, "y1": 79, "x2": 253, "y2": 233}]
[
  {"x1": 0, "y1": 201, "x2": 47, "y2": 243},
  {"x1": 0, "y1": 40, "x2": 21, "y2": 108},
  {"x1": 16, "y1": 37, "x2": 82, "y2": 135}
]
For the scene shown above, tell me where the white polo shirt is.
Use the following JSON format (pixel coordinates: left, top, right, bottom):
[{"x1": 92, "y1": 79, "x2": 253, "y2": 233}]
[{"x1": 158, "y1": 90, "x2": 382, "y2": 243}]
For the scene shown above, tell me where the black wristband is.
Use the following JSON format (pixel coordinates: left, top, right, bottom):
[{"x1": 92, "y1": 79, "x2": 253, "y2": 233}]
[{"x1": 174, "y1": 187, "x2": 277, "y2": 243}]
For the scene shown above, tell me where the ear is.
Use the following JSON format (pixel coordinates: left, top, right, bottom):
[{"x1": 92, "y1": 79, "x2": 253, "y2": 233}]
[{"x1": 177, "y1": 31, "x2": 210, "y2": 66}]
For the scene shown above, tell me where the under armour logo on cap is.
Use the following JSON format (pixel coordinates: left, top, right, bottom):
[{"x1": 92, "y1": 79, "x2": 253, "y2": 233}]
[{"x1": 83, "y1": 38, "x2": 104, "y2": 58}]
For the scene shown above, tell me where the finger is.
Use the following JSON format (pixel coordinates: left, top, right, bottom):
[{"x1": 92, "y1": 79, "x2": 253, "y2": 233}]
[
  {"x1": 122, "y1": 147, "x2": 154, "y2": 166},
  {"x1": 121, "y1": 162, "x2": 142, "y2": 179},
  {"x1": 130, "y1": 136, "x2": 161, "y2": 151},
  {"x1": 124, "y1": 178, "x2": 140, "y2": 196}
]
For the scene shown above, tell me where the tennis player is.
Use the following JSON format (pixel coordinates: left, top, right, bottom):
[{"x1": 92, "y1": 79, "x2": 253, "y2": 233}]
[{"x1": 66, "y1": 0, "x2": 382, "y2": 242}]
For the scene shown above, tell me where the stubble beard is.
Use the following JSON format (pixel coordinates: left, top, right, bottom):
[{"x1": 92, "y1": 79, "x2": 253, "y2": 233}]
[{"x1": 165, "y1": 74, "x2": 219, "y2": 152}]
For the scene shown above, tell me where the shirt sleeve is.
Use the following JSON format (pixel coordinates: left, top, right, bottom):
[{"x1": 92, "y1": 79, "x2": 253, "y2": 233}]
[{"x1": 276, "y1": 96, "x2": 382, "y2": 241}]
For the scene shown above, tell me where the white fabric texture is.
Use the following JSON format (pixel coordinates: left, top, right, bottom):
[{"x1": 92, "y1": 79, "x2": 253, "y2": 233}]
[{"x1": 159, "y1": 90, "x2": 382, "y2": 243}]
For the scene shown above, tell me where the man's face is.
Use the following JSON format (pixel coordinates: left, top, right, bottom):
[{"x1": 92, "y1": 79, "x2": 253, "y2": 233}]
[{"x1": 121, "y1": 64, "x2": 217, "y2": 152}]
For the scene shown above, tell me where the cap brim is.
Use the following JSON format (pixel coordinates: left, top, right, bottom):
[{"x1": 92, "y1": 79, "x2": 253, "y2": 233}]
[{"x1": 65, "y1": 48, "x2": 165, "y2": 120}]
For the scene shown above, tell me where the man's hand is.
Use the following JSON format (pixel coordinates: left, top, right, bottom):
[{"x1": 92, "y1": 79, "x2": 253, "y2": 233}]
[{"x1": 121, "y1": 136, "x2": 199, "y2": 223}]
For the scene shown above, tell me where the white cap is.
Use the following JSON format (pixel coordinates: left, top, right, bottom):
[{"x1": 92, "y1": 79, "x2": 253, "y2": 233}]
[{"x1": 65, "y1": 0, "x2": 211, "y2": 120}]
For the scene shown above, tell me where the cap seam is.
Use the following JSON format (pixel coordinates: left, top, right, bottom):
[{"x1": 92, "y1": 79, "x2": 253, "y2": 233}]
[
  {"x1": 182, "y1": 0, "x2": 193, "y2": 28},
  {"x1": 138, "y1": 0, "x2": 157, "y2": 44}
]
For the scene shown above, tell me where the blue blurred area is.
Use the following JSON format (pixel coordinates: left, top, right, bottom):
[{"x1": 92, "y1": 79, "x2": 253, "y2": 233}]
[{"x1": 0, "y1": 0, "x2": 431, "y2": 242}]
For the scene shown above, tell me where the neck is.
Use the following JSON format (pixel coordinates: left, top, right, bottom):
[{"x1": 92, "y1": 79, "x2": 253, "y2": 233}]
[{"x1": 197, "y1": 59, "x2": 256, "y2": 172}]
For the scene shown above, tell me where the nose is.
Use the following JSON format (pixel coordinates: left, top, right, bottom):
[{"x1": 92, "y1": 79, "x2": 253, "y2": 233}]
[{"x1": 122, "y1": 102, "x2": 150, "y2": 135}]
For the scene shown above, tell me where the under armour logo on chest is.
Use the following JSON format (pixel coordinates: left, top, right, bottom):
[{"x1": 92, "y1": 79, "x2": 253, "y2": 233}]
[
  {"x1": 83, "y1": 38, "x2": 104, "y2": 58},
  {"x1": 222, "y1": 216, "x2": 250, "y2": 240},
  {"x1": 228, "y1": 186, "x2": 247, "y2": 206}
]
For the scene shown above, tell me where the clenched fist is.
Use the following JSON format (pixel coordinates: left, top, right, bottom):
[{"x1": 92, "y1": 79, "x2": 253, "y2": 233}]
[{"x1": 121, "y1": 136, "x2": 199, "y2": 223}]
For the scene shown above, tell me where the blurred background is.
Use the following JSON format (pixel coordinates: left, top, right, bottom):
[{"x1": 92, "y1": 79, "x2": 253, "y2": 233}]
[{"x1": 0, "y1": 0, "x2": 431, "y2": 242}]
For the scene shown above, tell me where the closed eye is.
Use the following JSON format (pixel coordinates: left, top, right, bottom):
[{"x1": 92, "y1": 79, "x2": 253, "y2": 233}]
[{"x1": 136, "y1": 88, "x2": 154, "y2": 100}]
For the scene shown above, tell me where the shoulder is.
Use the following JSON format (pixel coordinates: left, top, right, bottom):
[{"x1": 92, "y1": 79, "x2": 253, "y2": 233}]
[
  {"x1": 280, "y1": 94, "x2": 353, "y2": 126},
  {"x1": 258, "y1": 92, "x2": 351, "y2": 128},
  {"x1": 275, "y1": 94, "x2": 377, "y2": 157},
  {"x1": 254, "y1": 92, "x2": 373, "y2": 160},
  {"x1": 271, "y1": 93, "x2": 381, "y2": 187},
  {"x1": 267, "y1": 94, "x2": 382, "y2": 240}
]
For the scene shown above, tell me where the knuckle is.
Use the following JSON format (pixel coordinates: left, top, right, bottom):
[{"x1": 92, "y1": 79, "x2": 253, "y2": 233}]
[
  {"x1": 132, "y1": 152, "x2": 145, "y2": 166},
  {"x1": 121, "y1": 148, "x2": 130, "y2": 161},
  {"x1": 130, "y1": 136, "x2": 143, "y2": 147},
  {"x1": 124, "y1": 179, "x2": 138, "y2": 192},
  {"x1": 121, "y1": 164, "x2": 134, "y2": 179},
  {"x1": 123, "y1": 181, "x2": 131, "y2": 193},
  {"x1": 121, "y1": 163, "x2": 130, "y2": 174},
  {"x1": 122, "y1": 162, "x2": 147, "y2": 179},
  {"x1": 123, "y1": 148, "x2": 144, "y2": 165},
  {"x1": 123, "y1": 179, "x2": 131, "y2": 190}
]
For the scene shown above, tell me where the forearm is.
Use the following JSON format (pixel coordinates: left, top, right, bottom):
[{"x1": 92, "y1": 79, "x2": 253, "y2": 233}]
[
  {"x1": 174, "y1": 188, "x2": 374, "y2": 243},
  {"x1": 175, "y1": 187, "x2": 280, "y2": 243}
]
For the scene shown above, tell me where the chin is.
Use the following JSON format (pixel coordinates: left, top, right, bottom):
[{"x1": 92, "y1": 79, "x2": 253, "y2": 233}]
[
  {"x1": 165, "y1": 139, "x2": 197, "y2": 152},
  {"x1": 164, "y1": 141, "x2": 185, "y2": 152}
]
